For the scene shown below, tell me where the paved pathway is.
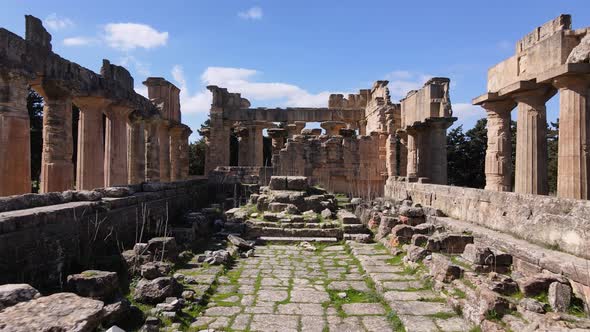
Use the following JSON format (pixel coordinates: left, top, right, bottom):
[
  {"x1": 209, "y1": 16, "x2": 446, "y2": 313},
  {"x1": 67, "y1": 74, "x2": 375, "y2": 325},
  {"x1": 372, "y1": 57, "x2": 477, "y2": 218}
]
[{"x1": 191, "y1": 242, "x2": 469, "y2": 331}]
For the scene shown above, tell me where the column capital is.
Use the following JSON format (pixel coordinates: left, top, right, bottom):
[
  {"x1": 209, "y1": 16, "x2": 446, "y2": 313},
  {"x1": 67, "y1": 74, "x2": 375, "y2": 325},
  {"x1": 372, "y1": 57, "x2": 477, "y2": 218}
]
[
  {"x1": 480, "y1": 99, "x2": 516, "y2": 115},
  {"x1": 104, "y1": 103, "x2": 134, "y2": 119},
  {"x1": 552, "y1": 74, "x2": 590, "y2": 92},
  {"x1": 512, "y1": 87, "x2": 557, "y2": 109},
  {"x1": 267, "y1": 128, "x2": 287, "y2": 138},
  {"x1": 30, "y1": 79, "x2": 72, "y2": 101}
]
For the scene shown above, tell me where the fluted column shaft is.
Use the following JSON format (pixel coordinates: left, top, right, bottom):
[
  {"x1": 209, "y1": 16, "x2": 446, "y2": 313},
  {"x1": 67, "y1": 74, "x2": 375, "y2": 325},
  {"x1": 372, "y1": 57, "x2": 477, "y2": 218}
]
[
  {"x1": 36, "y1": 84, "x2": 74, "y2": 193},
  {"x1": 0, "y1": 72, "x2": 31, "y2": 195},
  {"x1": 554, "y1": 76, "x2": 590, "y2": 199},
  {"x1": 145, "y1": 122, "x2": 160, "y2": 182},
  {"x1": 406, "y1": 129, "x2": 418, "y2": 178},
  {"x1": 204, "y1": 113, "x2": 230, "y2": 174},
  {"x1": 514, "y1": 89, "x2": 554, "y2": 195},
  {"x1": 169, "y1": 127, "x2": 183, "y2": 181},
  {"x1": 75, "y1": 98, "x2": 108, "y2": 190},
  {"x1": 429, "y1": 121, "x2": 450, "y2": 185},
  {"x1": 158, "y1": 122, "x2": 171, "y2": 182},
  {"x1": 104, "y1": 106, "x2": 131, "y2": 187},
  {"x1": 398, "y1": 131, "x2": 408, "y2": 177},
  {"x1": 482, "y1": 100, "x2": 515, "y2": 192},
  {"x1": 128, "y1": 120, "x2": 146, "y2": 184}
]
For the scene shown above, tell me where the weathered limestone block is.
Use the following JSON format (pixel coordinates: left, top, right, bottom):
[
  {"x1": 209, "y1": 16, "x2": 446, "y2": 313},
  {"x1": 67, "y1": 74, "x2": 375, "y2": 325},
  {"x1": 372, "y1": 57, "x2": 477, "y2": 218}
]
[
  {"x1": 405, "y1": 244, "x2": 429, "y2": 262},
  {"x1": 462, "y1": 244, "x2": 495, "y2": 265},
  {"x1": 0, "y1": 284, "x2": 40, "y2": 310},
  {"x1": 269, "y1": 176, "x2": 288, "y2": 190},
  {"x1": 390, "y1": 224, "x2": 416, "y2": 244},
  {"x1": 140, "y1": 262, "x2": 172, "y2": 280},
  {"x1": 517, "y1": 272, "x2": 569, "y2": 297},
  {"x1": 133, "y1": 277, "x2": 182, "y2": 304},
  {"x1": 286, "y1": 176, "x2": 308, "y2": 191},
  {"x1": 463, "y1": 287, "x2": 510, "y2": 325},
  {"x1": 146, "y1": 237, "x2": 179, "y2": 261},
  {"x1": 426, "y1": 233, "x2": 474, "y2": 254},
  {"x1": 337, "y1": 210, "x2": 360, "y2": 224},
  {"x1": 429, "y1": 253, "x2": 463, "y2": 283},
  {"x1": 376, "y1": 216, "x2": 399, "y2": 241},
  {"x1": 486, "y1": 272, "x2": 519, "y2": 295},
  {"x1": 66, "y1": 270, "x2": 119, "y2": 301},
  {"x1": 548, "y1": 281, "x2": 572, "y2": 312},
  {"x1": 567, "y1": 33, "x2": 590, "y2": 64},
  {"x1": 0, "y1": 293, "x2": 104, "y2": 332}
]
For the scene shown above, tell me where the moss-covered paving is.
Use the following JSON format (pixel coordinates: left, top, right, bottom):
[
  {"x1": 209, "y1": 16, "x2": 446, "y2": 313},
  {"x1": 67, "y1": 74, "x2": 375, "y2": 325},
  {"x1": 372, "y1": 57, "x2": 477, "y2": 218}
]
[{"x1": 187, "y1": 243, "x2": 403, "y2": 331}]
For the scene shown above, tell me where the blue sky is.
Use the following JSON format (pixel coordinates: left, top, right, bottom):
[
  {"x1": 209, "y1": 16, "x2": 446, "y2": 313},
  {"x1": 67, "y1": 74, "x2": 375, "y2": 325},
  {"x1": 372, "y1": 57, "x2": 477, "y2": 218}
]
[{"x1": 3, "y1": 0, "x2": 590, "y2": 141}]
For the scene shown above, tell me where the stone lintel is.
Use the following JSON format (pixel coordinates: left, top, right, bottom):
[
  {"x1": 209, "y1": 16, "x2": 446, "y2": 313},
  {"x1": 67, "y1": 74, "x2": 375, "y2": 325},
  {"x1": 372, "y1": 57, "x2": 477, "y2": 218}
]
[
  {"x1": 536, "y1": 63, "x2": 590, "y2": 84},
  {"x1": 472, "y1": 93, "x2": 500, "y2": 105},
  {"x1": 497, "y1": 80, "x2": 539, "y2": 98}
]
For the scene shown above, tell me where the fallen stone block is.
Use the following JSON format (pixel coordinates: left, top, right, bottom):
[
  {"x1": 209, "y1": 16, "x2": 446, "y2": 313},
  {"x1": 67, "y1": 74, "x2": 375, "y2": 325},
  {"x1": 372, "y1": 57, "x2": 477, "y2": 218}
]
[
  {"x1": 411, "y1": 234, "x2": 429, "y2": 247},
  {"x1": 406, "y1": 244, "x2": 429, "y2": 262},
  {"x1": 0, "y1": 293, "x2": 104, "y2": 332},
  {"x1": 134, "y1": 277, "x2": 183, "y2": 304},
  {"x1": 66, "y1": 270, "x2": 119, "y2": 301},
  {"x1": 430, "y1": 254, "x2": 463, "y2": 283},
  {"x1": 146, "y1": 237, "x2": 179, "y2": 261},
  {"x1": 426, "y1": 233, "x2": 473, "y2": 254},
  {"x1": 376, "y1": 216, "x2": 399, "y2": 241},
  {"x1": 548, "y1": 281, "x2": 572, "y2": 312},
  {"x1": 0, "y1": 284, "x2": 40, "y2": 310},
  {"x1": 390, "y1": 224, "x2": 416, "y2": 244},
  {"x1": 487, "y1": 272, "x2": 519, "y2": 295},
  {"x1": 337, "y1": 210, "x2": 360, "y2": 224},
  {"x1": 517, "y1": 272, "x2": 569, "y2": 297},
  {"x1": 286, "y1": 176, "x2": 308, "y2": 191},
  {"x1": 268, "y1": 176, "x2": 288, "y2": 190}
]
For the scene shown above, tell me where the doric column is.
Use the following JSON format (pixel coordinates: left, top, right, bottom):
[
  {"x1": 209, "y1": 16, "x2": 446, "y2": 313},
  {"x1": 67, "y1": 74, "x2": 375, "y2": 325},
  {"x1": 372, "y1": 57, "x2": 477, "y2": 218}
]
[
  {"x1": 397, "y1": 130, "x2": 408, "y2": 177},
  {"x1": 358, "y1": 119, "x2": 367, "y2": 136},
  {"x1": 0, "y1": 71, "x2": 31, "y2": 196},
  {"x1": 74, "y1": 97, "x2": 108, "y2": 190},
  {"x1": 385, "y1": 112, "x2": 397, "y2": 178},
  {"x1": 321, "y1": 121, "x2": 346, "y2": 136},
  {"x1": 34, "y1": 81, "x2": 75, "y2": 193},
  {"x1": 169, "y1": 126, "x2": 183, "y2": 181},
  {"x1": 553, "y1": 76, "x2": 590, "y2": 199},
  {"x1": 481, "y1": 100, "x2": 515, "y2": 192},
  {"x1": 416, "y1": 127, "x2": 431, "y2": 180},
  {"x1": 406, "y1": 128, "x2": 418, "y2": 179},
  {"x1": 104, "y1": 105, "x2": 132, "y2": 187},
  {"x1": 514, "y1": 88, "x2": 555, "y2": 195},
  {"x1": 429, "y1": 120, "x2": 452, "y2": 185},
  {"x1": 145, "y1": 121, "x2": 160, "y2": 182},
  {"x1": 250, "y1": 121, "x2": 267, "y2": 166},
  {"x1": 157, "y1": 121, "x2": 171, "y2": 182},
  {"x1": 267, "y1": 128, "x2": 288, "y2": 155},
  {"x1": 235, "y1": 125, "x2": 251, "y2": 166},
  {"x1": 287, "y1": 121, "x2": 306, "y2": 138},
  {"x1": 204, "y1": 113, "x2": 231, "y2": 174},
  {"x1": 127, "y1": 114, "x2": 146, "y2": 184},
  {"x1": 180, "y1": 128, "x2": 191, "y2": 179}
]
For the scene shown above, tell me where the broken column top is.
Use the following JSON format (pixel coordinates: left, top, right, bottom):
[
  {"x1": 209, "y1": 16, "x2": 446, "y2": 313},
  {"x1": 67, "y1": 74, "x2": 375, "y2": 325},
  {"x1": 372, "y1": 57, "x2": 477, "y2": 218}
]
[{"x1": 25, "y1": 15, "x2": 51, "y2": 52}]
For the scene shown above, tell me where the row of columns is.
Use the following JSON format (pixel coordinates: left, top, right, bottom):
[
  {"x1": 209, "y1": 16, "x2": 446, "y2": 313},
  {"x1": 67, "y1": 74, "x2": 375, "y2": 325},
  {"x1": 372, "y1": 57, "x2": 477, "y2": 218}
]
[
  {"x1": 0, "y1": 75, "x2": 191, "y2": 196},
  {"x1": 482, "y1": 75, "x2": 590, "y2": 199},
  {"x1": 202, "y1": 118, "x2": 362, "y2": 174},
  {"x1": 396, "y1": 120, "x2": 452, "y2": 185}
]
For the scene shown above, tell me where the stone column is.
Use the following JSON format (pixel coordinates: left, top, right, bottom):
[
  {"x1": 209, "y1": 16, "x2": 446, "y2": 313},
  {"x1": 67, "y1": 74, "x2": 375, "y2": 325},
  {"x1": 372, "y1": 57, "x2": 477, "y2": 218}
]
[
  {"x1": 157, "y1": 121, "x2": 171, "y2": 182},
  {"x1": 429, "y1": 120, "x2": 451, "y2": 185},
  {"x1": 514, "y1": 89, "x2": 554, "y2": 195},
  {"x1": 358, "y1": 120, "x2": 367, "y2": 136},
  {"x1": 127, "y1": 115, "x2": 146, "y2": 184},
  {"x1": 398, "y1": 130, "x2": 408, "y2": 177},
  {"x1": 180, "y1": 128, "x2": 191, "y2": 179},
  {"x1": 406, "y1": 128, "x2": 418, "y2": 179},
  {"x1": 267, "y1": 128, "x2": 288, "y2": 155},
  {"x1": 553, "y1": 76, "x2": 590, "y2": 199},
  {"x1": 34, "y1": 82, "x2": 75, "y2": 193},
  {"x1": 169, "y1": 126, "x2": 183, "y2": 181},
  {"x1": 415, "y1": 127, "x2": 431, "y2": 180},
  {"x1": 321, "y1": 121, "x2": 347, "y2": 136},
  {"x1": 385, "y1": 112, "x2": 397, "y2": 178},
  {"x1": 204, "y1": 114, "x2": 231, "y2": 174},
  {"x1": 144, "y1": 121, "x2": 160, "y2": 182},
  {"x1": 0, "y1": 71, "x2": 31, "y2": 196},
  {"x1": 482, "y1": 100, "x2": 515, "y2": 192},
  {"x1": 74, "y1": 97, "x2": 109, "y2": 190},
  {"x1": 249, "y1": 121, "x2": 267, "y2": 167},
  {"x1": 235, "y1": 125, "x2": 251, "y2": 166},
  {"x1": 104, "y1": 105, "x2": 132, "y2": 187},
  {"x1": 287, "y1": 121, "x2": 306, "y2": 138}
]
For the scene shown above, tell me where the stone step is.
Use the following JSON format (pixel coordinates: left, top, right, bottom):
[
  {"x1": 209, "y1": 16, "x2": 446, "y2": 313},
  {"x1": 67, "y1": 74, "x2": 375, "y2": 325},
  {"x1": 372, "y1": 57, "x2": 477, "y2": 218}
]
[
  {"x1": 257, "y1": 236, "x2": 338, "y2": 244},
  {"x1": 342, "y1": 224, "x2": 368, "y2": 233},
  {"x1": 244, "y1": 226, "x2": 343, "y2": 239}
]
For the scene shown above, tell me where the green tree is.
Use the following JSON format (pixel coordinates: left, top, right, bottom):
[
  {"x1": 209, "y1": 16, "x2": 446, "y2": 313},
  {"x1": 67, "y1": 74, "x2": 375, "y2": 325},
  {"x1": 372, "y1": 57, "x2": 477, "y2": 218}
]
[
  {"x1": 547, "y1": 119, "x2": 559, "y2": 194},
  {"x1": 446, "y1": 118, "x2": 488, "y2": 189},
  {"x1": 27, "y1": 90, "x2": 43, "y2": 192}
]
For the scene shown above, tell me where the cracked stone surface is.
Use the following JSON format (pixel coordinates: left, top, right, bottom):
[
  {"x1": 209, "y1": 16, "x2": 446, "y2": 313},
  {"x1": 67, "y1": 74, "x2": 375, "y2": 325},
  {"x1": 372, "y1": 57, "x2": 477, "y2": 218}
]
[{"x1": 191, "y1": 243, "x2": 470, "y2": 331}]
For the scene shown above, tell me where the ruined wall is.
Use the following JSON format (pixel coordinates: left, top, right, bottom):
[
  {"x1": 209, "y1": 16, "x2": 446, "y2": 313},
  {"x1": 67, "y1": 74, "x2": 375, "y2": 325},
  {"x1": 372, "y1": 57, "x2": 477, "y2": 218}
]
[
  {"x1": 0, "y1": 179, "x2": 208, "y2": 290},
  {"x1": 275, "y1": 132, "x2": 386, "y2": 197},
  {"x1": 385, "y1": 180, "x2": 590, "y2": 260}
]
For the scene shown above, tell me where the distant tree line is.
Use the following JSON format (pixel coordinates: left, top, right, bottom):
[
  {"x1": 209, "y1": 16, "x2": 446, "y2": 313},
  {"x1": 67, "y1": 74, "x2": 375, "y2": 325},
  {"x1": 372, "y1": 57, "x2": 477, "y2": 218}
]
[{"x1": 447, "y1": 118, "x2": 559, "y2": 194}]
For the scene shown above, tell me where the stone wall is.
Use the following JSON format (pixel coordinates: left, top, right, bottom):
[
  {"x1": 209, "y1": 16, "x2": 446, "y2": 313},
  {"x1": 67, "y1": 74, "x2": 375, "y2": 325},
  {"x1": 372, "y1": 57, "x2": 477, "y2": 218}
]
[
  {"x1": 385, "y1": 179, "x2": 590, "y2": 260},
  {"x1": 0, "y1": 179, "x2": 208, "y2": 291}
]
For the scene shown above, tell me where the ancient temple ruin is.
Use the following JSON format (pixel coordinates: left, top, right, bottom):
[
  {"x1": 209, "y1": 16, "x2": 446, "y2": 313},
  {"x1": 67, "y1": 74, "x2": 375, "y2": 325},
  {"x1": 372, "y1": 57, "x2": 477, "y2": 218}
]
[
  {"x1": 201, "y1": 78, "x2": 455, "y2": 197},
  {"x1": 1, "y1": 13, "x2": 590, "y2": 332},
  {"x1": 474, "y1": 14, "x2": 590, "y2": 199},
  {"x1": 0, "y1": 16, "x2": 192, "y2": 196}
]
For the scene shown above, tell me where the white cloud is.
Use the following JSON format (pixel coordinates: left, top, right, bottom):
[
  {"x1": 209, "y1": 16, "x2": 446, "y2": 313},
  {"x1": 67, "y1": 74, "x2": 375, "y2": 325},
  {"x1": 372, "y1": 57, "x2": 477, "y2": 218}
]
[
  {"x1": 103, "y1": 23, "x2": 168, "y2": 51},
  {"x1": 63, "y1": 36, "x2": 96, "y2": 46},
  {"x1": 451, "y1": 103, "x2": 486, "y2": 128},
  {"x1": 120, "y1": 55, "x2": 151, "y2": 77},
  {"x1": 385, "y1": 70, "x2": 432, "y2": 101},
  {"x1": 172, "y1": 65, "x2": 344, "y2": 114},
  {"x1": 238, "y1": 7, "x2": 263, "y2": 20},
  {"x1": 44, "y1": 13, "x2": 74, "y2": 31}
]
